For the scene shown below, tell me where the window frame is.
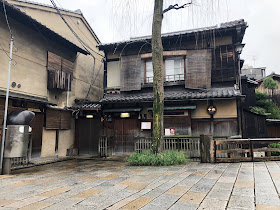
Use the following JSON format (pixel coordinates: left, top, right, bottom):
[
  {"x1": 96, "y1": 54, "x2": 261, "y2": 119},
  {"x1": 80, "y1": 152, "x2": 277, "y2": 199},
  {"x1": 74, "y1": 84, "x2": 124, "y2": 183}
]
[{"x1": 142, "y1": 55, "x2": 187, "y2": 84}]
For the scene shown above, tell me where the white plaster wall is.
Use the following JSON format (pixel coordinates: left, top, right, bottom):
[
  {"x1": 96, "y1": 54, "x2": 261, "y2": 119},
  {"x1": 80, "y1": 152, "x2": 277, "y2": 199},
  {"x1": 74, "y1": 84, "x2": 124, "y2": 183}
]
[
  {"x1": 41, "y1": 129, "x2": 56, "y2": 157},
  {"x1": 57, "y1": 118, "x2": 75, "y2": 157}
]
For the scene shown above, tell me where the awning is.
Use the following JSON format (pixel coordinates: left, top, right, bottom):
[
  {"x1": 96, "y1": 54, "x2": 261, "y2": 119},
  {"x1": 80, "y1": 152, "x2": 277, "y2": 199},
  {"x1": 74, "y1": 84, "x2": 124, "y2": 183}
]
[
  {"x1": 0, "y1": 90, "x2": 56, "y2": 105},
  {"x1": 147, "y1": 106, "x2": 196, "y2": 111},
  {"x1": 103, "y1": 108, "x2": 142, "y2": 113}
]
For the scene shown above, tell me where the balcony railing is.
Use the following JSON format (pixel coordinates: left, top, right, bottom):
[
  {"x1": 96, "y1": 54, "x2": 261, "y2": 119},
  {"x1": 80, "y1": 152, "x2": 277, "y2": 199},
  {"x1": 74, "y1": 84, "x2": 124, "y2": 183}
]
[{"x1": 145, "y1": 74, "x2": 184, "y2": 84}]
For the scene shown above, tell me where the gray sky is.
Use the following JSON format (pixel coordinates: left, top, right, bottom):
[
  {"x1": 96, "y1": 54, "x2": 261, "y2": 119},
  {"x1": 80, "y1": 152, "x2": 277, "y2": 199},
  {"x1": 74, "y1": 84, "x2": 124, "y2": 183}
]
[{"x1": 32, "y1": 0, "x2": 280, "y2": 75}]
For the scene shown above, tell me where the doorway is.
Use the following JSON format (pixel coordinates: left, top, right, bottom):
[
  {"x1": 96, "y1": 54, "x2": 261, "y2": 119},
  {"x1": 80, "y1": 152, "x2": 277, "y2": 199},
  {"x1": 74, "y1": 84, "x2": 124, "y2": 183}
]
[{"x1": 112, "y1": 118, "x2": 138, "y2": 155}]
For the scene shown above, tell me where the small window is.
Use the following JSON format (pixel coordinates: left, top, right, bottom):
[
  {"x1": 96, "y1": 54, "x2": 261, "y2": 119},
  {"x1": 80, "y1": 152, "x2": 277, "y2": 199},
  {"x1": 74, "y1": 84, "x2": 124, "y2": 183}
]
[{"x1": 146, "y1": 60, "x2": 153, "y2": 83}]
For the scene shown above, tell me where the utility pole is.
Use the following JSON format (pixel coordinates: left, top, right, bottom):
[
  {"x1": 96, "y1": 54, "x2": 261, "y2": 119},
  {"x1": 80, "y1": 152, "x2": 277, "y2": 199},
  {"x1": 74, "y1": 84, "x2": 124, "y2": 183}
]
[{"x1": 0, "y1": 37, "x2": 14, "y2": 174}]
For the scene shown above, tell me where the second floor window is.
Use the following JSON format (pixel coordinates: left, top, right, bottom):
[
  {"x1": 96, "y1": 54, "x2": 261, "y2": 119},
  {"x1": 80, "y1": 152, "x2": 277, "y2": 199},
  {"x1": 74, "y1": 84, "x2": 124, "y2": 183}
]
[
  {"x1": 165, "y1": 56, "x2": 185, "y2": 82},
  {"x1": 142, "y1": 56, "x2": 186, "y2": 84}
]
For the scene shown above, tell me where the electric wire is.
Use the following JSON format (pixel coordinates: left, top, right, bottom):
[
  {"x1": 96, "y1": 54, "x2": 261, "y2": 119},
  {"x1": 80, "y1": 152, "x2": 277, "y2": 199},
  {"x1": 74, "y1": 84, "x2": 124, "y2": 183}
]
[
  {"x1": 50, "y1": 0, "x2": 104, "y2": 58},
  {"x1": 2, "y1": 0, "x2": 12, "y2": 37},
  {"x1": 1, "y1": 0, "x2": 16, "y2": 64},
  {"x1": 49, "y1": 0, "x2": 104, "y2": 103},
  {"x1": 0, "y1": 42, "x2": 17, "y2": 65},
  {"x1": 53, "y1": 0, "x2": 98, "y2": 51}
]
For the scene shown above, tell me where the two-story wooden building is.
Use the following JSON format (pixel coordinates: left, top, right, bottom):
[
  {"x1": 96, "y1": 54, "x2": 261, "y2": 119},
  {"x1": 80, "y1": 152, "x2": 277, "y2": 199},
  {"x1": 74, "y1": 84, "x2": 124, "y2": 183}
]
[
  {"x1": 0, "y1": 1, "x2": 103, "y2": 158},
  {"x1": 7, "y1": 0, "x2": 104, "y2": 157},
  {"x1": 97, "y1": 20, "x2": 252, "y2": 155}
]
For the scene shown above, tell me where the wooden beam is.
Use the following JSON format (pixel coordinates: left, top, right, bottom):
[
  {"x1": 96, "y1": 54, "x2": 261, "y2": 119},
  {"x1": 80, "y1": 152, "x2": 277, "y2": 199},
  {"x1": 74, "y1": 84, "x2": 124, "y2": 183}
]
[{"x1": 141, "y1": 50, "x2": 187, "y2": 59}]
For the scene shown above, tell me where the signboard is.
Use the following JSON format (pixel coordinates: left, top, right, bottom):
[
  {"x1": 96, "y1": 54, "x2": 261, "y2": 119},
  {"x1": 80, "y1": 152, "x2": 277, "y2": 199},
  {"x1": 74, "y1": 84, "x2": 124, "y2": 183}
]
[
  {"x1": 141, "y1": 122, "x2": 151, "y2": 130},
  {"x1": 165, "y1": 128, "x2": 175, "y2": 136}
]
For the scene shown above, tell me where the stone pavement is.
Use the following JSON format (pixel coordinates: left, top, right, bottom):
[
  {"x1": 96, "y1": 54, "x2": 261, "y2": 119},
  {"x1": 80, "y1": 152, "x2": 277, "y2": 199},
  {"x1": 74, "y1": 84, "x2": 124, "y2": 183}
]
[{"x1": 0, "y1": 158, "x2": 280, "y2": 210}]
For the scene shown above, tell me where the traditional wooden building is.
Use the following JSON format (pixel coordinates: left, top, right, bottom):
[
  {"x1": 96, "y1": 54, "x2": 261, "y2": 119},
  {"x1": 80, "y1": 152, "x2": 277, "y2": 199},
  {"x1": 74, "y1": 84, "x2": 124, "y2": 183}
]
[
  {"x1": 0, "y1": 1, "x2": 103, "y2": 158},
  {"x1": 95, "y1": 20, "x2": 255, "y2": 155}
]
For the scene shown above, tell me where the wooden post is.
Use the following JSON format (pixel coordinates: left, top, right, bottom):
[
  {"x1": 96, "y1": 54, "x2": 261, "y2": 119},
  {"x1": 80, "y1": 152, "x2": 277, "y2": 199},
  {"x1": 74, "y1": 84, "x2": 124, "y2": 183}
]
[
  {"x1": 200, "y1": 134, "x2": 214, "y2": 163},
  {"x1": 250, "y1": 139, "x2": 254, "y2": 162},
  {"x1": 187, "y1": 110, "x2": 192, "y2": 136},
  {"x1": 2, "y1": 158, "x2": 11, "y2": 175}
]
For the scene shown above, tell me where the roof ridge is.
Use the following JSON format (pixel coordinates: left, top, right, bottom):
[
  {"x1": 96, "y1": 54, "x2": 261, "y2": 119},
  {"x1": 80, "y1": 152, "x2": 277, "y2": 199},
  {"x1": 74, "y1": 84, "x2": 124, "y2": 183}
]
[
  {"x1": 12, "y1": 0, "x2": 82, "y2": 14},
  {"x1": 2, "y1": 0, "x2": 88, "y2": 54},
  {"x1": 99, "y1": 19, "x2": 247, "y2": 47}
]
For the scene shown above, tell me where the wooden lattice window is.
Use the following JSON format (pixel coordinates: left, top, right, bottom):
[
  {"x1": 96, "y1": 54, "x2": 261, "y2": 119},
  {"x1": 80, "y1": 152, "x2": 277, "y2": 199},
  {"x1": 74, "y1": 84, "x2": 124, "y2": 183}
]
[
  {"x1": 45, "y1": 109, "x2": 71, "y2": 130},
  {"x1": 47, "y1": 52, "x2": 74, "y2": 91}
]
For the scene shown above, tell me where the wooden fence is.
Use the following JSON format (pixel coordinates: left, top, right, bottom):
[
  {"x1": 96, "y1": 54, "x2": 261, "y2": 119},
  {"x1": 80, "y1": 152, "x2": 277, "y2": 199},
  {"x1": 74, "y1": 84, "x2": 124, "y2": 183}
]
[
  {"x1": 135, "y1": 136, "x2": 200, "y2": 161},
  {"x1": 214, "y1": 138, "x2": 280, "y2": 162},
  {"x1": 99, "y1": 136, "x2": 112, "y2": 157}
]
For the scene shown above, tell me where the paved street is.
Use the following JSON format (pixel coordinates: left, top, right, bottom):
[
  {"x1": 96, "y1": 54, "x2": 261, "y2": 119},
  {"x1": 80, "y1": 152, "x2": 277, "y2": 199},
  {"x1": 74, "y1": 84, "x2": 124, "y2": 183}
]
[{"x1": 0, "y1": 158, "x2": 280, "y2": 210}]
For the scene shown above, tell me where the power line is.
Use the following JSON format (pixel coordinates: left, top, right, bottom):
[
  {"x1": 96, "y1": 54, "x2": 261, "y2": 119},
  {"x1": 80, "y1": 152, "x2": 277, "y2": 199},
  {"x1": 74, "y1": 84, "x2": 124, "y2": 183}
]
[
  {"x1": 54, "y1": 0, "x2": 98, "y2": 50},
  {"x1": 50, "y1": 0, "x2": 104, "y2": 58},
  {"x1": 0, "y1": 42, "x2": 16, "y2": 65},
  {"x1": 49, "y1": 0, "x2": 104, "y2": 103},
  {"x1": 2, "y1": 0, "x2": 12, "y2": 37}
]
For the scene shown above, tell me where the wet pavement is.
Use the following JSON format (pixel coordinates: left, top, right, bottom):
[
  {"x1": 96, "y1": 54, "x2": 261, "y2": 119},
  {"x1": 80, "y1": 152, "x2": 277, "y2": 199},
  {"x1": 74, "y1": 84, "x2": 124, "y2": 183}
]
[{"x1": 0, "y1": 158, "x2": 280, "y2": 209}]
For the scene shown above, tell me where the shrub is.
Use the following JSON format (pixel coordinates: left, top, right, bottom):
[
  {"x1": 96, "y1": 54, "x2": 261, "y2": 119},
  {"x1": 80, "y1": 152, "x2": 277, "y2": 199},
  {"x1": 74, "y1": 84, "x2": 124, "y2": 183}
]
[
  {"x1": 250, "y1": 106, "x2": 266, "y2": 115},
  {"x1": 268, "y1": 143, "x2": 280, "y2": 156},
  {"x1": 255, "y1": 91, "x2": 269, "y2": 100},
  {"x1": 253, "y1": 91, "x2": 280, "y2": 119},
  {"x1": 127, "y1": 150, "x2": 187, "y2": 166}
]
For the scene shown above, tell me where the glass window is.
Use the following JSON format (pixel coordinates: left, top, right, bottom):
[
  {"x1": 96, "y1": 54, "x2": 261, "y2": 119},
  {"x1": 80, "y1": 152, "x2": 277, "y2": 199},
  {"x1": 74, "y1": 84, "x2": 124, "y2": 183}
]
[
  {"x1": 146, "y1": 60, "x2": 153, "y2": 83},
  {"x1": 142, "y1": 56, "x2": 186, "y2": 84},
  {"x1": 165, "y1": 56, "x2": 185, "y2": 82}
]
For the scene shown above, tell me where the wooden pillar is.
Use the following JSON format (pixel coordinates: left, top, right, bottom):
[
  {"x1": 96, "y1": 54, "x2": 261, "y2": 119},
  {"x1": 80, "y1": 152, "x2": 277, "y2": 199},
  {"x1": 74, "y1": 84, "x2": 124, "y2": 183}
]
[
  {"x1": 200, "y1": 134, "x2": 214, "y2": 163},
  {"x1": 236, "y1": 98, "x2": 243, "y2": 137},
  {"x1": 209, "y1": 100, "x2": 214, "y2": 136},
  {"x1": 187, "y1": 110, "x2": 192, "y2": 136}
]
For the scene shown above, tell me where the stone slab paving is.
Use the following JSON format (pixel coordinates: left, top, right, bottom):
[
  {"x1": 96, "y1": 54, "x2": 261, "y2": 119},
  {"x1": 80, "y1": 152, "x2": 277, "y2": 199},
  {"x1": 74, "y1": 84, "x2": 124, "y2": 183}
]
[{"x1": 0, "y1": 159, "x2": 279, "y2": 209}]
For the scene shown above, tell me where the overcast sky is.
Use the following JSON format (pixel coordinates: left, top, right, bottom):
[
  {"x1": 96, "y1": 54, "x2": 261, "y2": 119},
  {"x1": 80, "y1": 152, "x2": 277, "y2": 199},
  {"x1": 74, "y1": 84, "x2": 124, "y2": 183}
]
[{"x1": 32, "y1": 0, "x2": 280, "y2": 75}]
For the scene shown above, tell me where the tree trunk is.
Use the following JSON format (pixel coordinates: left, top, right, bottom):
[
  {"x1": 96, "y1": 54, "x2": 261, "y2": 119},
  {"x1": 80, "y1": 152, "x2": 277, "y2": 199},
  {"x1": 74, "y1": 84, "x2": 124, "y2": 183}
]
[{"x1": 152, "y1": 0, "x2": 164, "y2": 153}]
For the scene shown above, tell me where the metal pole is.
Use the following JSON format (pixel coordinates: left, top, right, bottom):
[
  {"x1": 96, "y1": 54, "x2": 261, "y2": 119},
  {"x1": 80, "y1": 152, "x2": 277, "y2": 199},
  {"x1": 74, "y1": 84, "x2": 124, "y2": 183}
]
[{"x1": 0, "y1": 37, "x2": 14, "y2": 174}]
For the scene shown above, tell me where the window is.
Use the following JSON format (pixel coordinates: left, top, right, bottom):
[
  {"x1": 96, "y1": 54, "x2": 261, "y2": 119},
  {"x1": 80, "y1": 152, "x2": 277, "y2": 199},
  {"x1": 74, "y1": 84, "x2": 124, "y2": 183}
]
[
  {"x1": 142, "y1": 56, "x2": 186, "y2": 84},
  {"x1": 165, "y1": 56, "x2": 185, "y2": 82}
]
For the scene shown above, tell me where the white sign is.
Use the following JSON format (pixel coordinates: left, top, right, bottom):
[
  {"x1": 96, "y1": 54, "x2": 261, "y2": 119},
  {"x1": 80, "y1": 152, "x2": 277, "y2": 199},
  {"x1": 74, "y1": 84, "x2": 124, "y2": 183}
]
[
  {"x1": 165, "y1": 129, "x2": 171, "y2": 136},
  {"x1": 141, "y1": 122, "x2": 151, "y2": 130}
]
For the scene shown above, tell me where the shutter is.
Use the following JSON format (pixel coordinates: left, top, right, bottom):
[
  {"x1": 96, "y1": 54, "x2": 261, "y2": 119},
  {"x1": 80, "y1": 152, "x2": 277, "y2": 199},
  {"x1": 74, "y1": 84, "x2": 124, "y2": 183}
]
[
  {"x1": 120, "y1": 55, "x2": 142, "y2": 91},
  {"x1": 60, "y1": 111, "x2": 71, "y2": 130},
  {"x1": 47, "y1": 52, "x2": 61, "y2": 71},
  {"x1": 62, "y1": 58, "x2": 74, "y2": 74},
  {"x1": 46, "y1": 109, "x2": 60, "y2": 129},
  {"x1": 186, "y1": 49, "x2": 212, "y2": 89}
]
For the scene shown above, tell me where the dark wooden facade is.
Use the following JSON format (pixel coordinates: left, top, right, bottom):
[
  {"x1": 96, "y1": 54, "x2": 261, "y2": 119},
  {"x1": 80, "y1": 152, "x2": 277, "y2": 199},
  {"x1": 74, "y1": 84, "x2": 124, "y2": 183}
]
[
  {"x1": 97, "y1": 20, "x2": 268, "y2": 154},
  {"x1": 47, "y1": 52, "x2": 74, "y2": 91}
]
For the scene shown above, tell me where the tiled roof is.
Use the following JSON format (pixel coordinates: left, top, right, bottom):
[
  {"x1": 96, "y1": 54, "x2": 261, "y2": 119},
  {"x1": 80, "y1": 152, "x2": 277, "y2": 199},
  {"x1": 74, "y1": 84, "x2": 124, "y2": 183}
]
[
  {"x1": 72, "y1": 103, "x2": 101, "y2": 110},
  {"x1": 99, "y1": 19, "x2": 247, "y2": 49},
  {"x1": 102, "y1": 87, "x2": 241, "y2": 103}
]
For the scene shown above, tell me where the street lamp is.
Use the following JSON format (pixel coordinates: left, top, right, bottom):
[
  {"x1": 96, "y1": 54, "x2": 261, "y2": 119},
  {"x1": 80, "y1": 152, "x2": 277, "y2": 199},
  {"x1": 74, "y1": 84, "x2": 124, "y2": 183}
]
[{"x1": 235, "y1": 43, "x2": 245, "y2": 92}]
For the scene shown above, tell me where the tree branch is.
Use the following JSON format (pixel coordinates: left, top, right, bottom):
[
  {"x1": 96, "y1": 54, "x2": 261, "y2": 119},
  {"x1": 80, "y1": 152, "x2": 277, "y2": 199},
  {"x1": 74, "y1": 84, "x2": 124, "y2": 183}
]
[{"x1": 163, "y1": 1, "x2": 193, "y2": 14}]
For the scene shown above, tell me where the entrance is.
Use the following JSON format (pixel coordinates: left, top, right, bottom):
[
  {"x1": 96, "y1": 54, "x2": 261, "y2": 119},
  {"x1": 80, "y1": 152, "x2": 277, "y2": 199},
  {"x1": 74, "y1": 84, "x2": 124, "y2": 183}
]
[
  {"x1": 113, "y1": 118, "x2": 138, "y2": 154},
  {"x1": 29, "y1": 112, "x2": 43, "y2": 158},
  {"x1": 78, "y1": 118, "x2": 101, "y2": 156}
]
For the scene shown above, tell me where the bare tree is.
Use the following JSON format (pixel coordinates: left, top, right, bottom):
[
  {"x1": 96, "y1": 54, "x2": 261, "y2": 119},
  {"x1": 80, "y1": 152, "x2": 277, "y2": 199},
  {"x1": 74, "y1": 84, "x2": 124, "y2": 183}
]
[{"x1": 152, "y1": 0, "x2": 192, "y2": 153}]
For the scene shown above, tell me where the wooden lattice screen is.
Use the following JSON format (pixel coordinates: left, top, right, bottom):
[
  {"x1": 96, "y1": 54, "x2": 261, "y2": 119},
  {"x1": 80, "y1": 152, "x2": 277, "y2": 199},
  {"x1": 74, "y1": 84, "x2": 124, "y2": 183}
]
[{"x1": 47, "y1": 52, "x2": 73, "y2": 91}]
